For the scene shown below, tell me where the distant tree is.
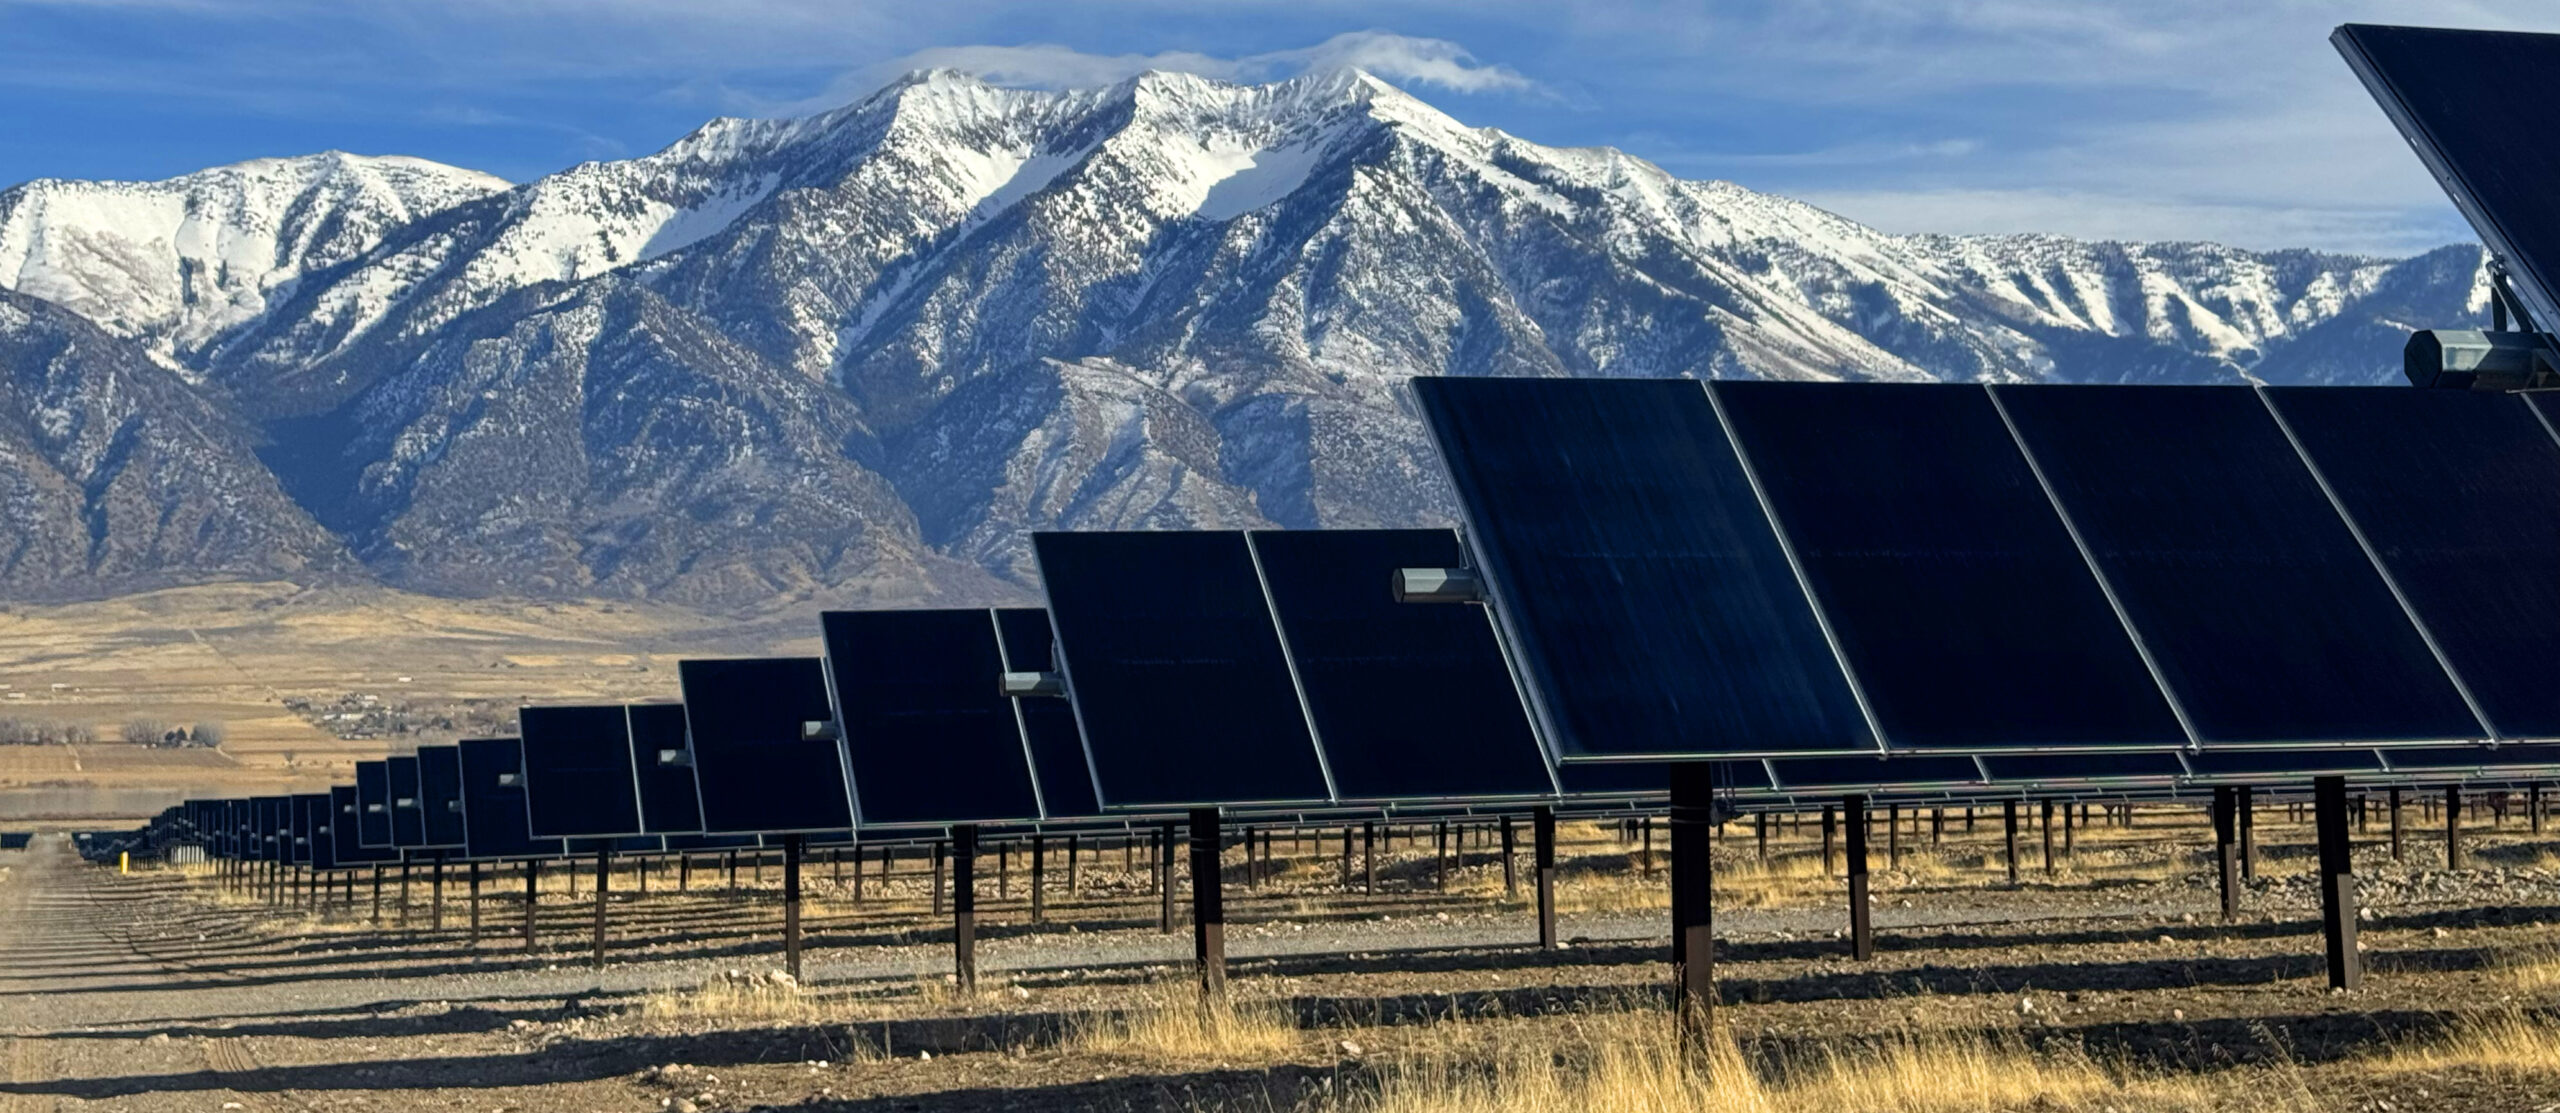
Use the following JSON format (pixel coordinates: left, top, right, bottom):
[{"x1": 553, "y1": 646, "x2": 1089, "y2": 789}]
[
  {"x1": 190, "y1": 720, "x2": 227, "y2": 747},
  {"x1": 121, "y1": 718, "x2": 172, "y2": 745}
]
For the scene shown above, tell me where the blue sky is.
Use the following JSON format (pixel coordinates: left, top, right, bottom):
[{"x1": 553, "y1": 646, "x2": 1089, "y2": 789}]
[{"x1": 4, "y1": 0, "x2": 2556, "y2": 256}]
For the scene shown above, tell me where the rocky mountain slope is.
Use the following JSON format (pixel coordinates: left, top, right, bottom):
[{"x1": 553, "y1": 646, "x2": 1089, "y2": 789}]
[{"x1": 0, "y1": 69, "x2": 2489, "y2": 606}]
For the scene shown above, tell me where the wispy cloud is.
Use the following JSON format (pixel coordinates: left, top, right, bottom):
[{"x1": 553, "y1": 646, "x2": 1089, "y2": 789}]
[{"x1": 735, "y1": 30, "x2": 1541, "y2": 116}]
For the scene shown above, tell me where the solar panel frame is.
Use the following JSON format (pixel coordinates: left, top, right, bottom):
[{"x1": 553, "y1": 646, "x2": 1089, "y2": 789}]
[
  {"x1": 991, "y1": 607, "x2": 1105, "y2": 820},
  {"x1": 821, "y1": 609, "x2": 1045, "y2": 829},
  {"x1": 1412, "y1": 376, "x2": 1877, "y2": 763},
  {"x1": 678, "y1": 657, "x2": 856, "y2": 835},
  {"x1": 1765, "y1": 756, "x2": 1986, "y2": 794},
  {"x1": 1032, "y1": 531, "x2": 1336, "y2": 810},
  {"x1": 519, "y1": 705, "x2": 649, "y2": 839},
  {"x1": 1992, "y1": 384, "x2": 2487, "y2": 748},
  {"x1": 1246, "y1": 527, "x2": 1560, "y2": 802},
  {"x1": 625, "y1": 703, "x2": 706, "y2": 835}
]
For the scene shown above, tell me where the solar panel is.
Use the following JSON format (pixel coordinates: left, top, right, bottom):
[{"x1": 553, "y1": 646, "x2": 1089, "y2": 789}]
[
  {"x1": 519, "y1": 705, "x2": 647, "y2": 838},
  {"x1": 354, "y1": 761, "x2": 392, "y2": 847},
  {"x1": 329, "y1": 786, "x2": 396, "y2": 864},
  {"x1": 1994, "y1": 385, "x2": 2484, "y2": 747},
  {"x1": 1247, "y1": 528, "x2": 1557, "y2": 800},
  {"x1": 1032, "y1": 531, "x2": 1333, "y2": 809},
  {"x1": 417, "y1": 745, "x2": 466, "y2": 849},
  {"x1": 1715, "y1": 382, "x2": 2187, "y2": 751},
  {"x1": 991, "y1": 608, "x2": 1103, "y2": 819},
  {"x1": 821, "y1": 609, "x2": 1043, "y2": 827},
  {"x1": 2335, "y1": 24, "x2": 2560, "y2": 334},
  {"x1": 288, "y1": 792, "x2": 318, "y2": 866},
  {"x1": 625, "y1": 703, "x2": 705, "y2": 834},
  {"x1": 252, "y1": 795, "x2": 290, "y2": 861},
  {"x1": 457, "y1": 737, "x2": 563, "y2": 861},
  {"x1": 1412, "y1": 376, "x2": 1873, "y2": 761},
  {"x1": 2272, "y1": 388, "x2": 2560, "y2": 740},
  {"x1": 677, "y1": 657, "x2": 854, "y2": 834},
  {"x1": 387, "y1": 755, "x2": 426, "y2": 848}
]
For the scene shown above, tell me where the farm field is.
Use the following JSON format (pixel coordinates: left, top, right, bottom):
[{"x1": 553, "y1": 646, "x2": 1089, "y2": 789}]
[{"x1": 0, "y1": 582, "x2": 833, "y2": 820}]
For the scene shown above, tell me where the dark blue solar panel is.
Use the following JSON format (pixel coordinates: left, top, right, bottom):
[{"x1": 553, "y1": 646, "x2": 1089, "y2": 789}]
[
  {"x1": 519, "y1": 705, "x2": 646, "y2": 838},
  {"x1": 253, "y1": 795, "x2": 290, "y2": 862},
  {"x1": 1032, "y1": 531, "x2": 1332, "y2": 809},
  {"x1": 1716, "y1": 381, "x2": 2184, "y2": 751},
  {"x1": 1413, "y1": 377, "x2": 1872, "y2": 761},
  {"x1": 991, "y1": 608, "x2": 1103, "y2": 819},
  {"x1": 1975, "y1": 752, "x2": 2186, "y2": 784},
  {"x1": 458, "y1": 737, "x2": 562, "y2": 861},
  {"x1": 625, "y1": 703, "x2": 704, "y2": 834},
  {"x1": 2273, "y1": 389, "x2": 2560, "y2": 740},
  {"x1": 823, "y1": 609, "x2": 1043, "y2": 827},
  {"x1": 678, "y1": 657, "x2": 853, "y2": 833},
  {"x1": 355, "y1": 761, "x2": 392, "y2": 847},
  {"x1": 1995, "y1": 385, "x2": 2484, "y2": 746},
  {"x1": 387, "y1": 755, "x2": 425, "y2": 848},
  {"x1": 417, "y1": 746, "x2": 466, "y2": 848},
  {"x1": 289, "y1": 793, "x2": 319, "y2": 866},
  {"x1": 2336, "y1": 25, "x2": 2560, "y2": 329},
  {"x1": 329, "y1": 786, "x2": 395, "y2": 865},
  {"x1": 1767, "y1": 756, "x2": 1983, "y2": 792},
  {"x1": 1248, "y1": 528, "x2": 1557, "y2": 800}
]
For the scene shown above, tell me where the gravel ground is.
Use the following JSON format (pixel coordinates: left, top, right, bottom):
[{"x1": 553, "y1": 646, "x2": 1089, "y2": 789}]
[{"x1": 2, "y1": 816, "x2": 2557, "y2": 1112}]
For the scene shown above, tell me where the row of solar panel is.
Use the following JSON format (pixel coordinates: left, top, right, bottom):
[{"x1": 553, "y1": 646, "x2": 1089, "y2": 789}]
[
  {"x1": 180, "y1": 739, "x2": 2560, "y2": 869},
  {"x1": 1418, "y1": 381, "x2": 2560, "y2": 761}
]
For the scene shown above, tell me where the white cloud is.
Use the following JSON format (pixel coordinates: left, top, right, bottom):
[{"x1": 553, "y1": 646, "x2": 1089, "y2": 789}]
[
  {"x1": 1798, "y1": 187, "x2": 2470, "y2": 257},
  {"x1": 749, "y1": 30, "x2": 1540, "y2": 116}
]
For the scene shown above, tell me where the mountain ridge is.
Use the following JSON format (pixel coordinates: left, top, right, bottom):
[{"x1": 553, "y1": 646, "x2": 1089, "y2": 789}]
[{"x1": 0, "y1": 68, "x2": 2490, "y2": 606}]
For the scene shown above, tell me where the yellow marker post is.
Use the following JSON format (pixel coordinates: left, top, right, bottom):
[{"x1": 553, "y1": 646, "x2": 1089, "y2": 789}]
[{"x1": 119, "y1": 851, "x2": 129, "y2": 875}]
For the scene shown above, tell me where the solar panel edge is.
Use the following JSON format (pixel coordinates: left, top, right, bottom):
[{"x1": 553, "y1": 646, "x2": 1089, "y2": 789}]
[
  {"x1": 1241, "y1": 533, "x2": 1347, "y2": 805},
  {"x1": 992, "y1": 607, "x2": 1108, "y2": 822},
  {"x1": 812, "y1": 621, "x2": 867, "y2": 832},
  {"x1": 1247, "y1": 527, "x2": 1566, "y2": 802},
  {"x1": 1409, "y1": 378, "x2": 1578, "y2": 766},
  {"x1": 973, "y1": 609, "x2": 1052, "y2": 823},
  {"x1": 1696, "y1": 380, "x2": 1896, "y2": 755}
]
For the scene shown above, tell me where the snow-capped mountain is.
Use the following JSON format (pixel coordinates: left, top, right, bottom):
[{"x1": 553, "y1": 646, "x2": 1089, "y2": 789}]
[
  {"x1": 0, "y1": 153, "x2": 507, "y2": 374},
  {"x1": 0, "y1": 69, "x2": 2489, "y2": 605}
]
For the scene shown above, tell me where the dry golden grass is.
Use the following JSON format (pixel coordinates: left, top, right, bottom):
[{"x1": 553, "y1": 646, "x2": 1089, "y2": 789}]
[
  {"x1": 1063, "y1": 982, "x2": 1299, "y2": 1060},
  {"x1": 630, "y1": 972, "x2": 824, "y2": 1024},
  {"x1": 2368, "y1": 1008, "x2": 2560, "y2": 1075},
  {"x1": 1350, "y1": 1009, "x2": 2313, "y2": 1113},
  {"x1": 2491, "y1": 944, "x2": 2560, "y2": 994}
]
